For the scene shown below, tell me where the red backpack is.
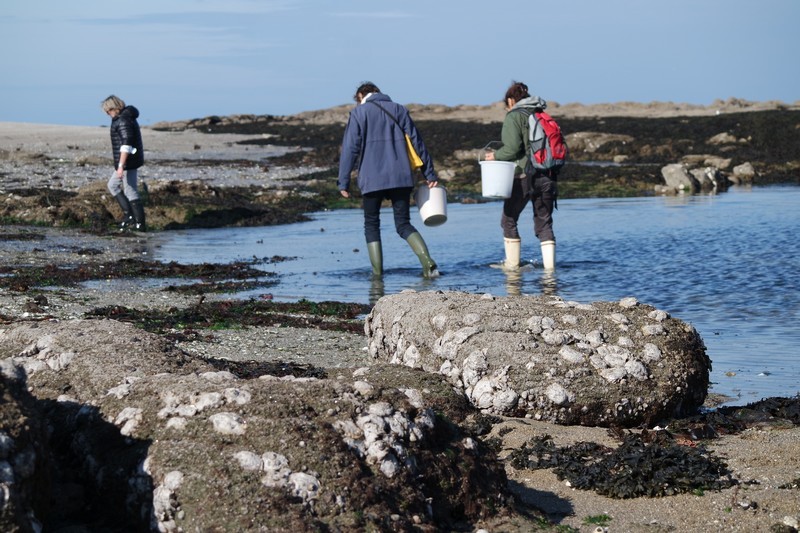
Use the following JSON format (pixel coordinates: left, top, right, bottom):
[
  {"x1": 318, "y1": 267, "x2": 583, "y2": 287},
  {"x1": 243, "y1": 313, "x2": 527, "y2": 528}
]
[{"x1": 526, "y1": 111, "x2": 568, "y2": 175}]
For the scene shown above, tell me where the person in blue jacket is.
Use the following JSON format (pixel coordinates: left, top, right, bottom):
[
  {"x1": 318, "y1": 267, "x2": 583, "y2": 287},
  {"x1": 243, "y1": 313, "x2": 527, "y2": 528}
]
[{"x1": 338, "y1": 82, "x2": 439, "y2": 278}]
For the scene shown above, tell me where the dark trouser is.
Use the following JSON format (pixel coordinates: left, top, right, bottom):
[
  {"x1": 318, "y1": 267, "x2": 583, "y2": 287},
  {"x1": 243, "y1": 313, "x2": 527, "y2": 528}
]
[
  {"x1": 501, "y1": 172, "x2": 557, "y2": 242},
  {"x1": 363, "y1": 187, "x2": 417, "y2": 243}
]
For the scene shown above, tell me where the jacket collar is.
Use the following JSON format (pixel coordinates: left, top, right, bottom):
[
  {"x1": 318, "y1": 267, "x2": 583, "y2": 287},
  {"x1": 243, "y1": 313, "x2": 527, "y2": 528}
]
[{"x1": 512, "y1": 95, "x2": 548, "y2": 111}]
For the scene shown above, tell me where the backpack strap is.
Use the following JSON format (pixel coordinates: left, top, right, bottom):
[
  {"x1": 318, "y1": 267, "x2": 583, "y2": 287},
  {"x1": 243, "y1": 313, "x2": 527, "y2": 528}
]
[
  {"x1": 512, "y1": 107, "x2": 545, "y2": 148},
  {"x1": 368, "y1": 101, "x2": 406, "y2": 133}
]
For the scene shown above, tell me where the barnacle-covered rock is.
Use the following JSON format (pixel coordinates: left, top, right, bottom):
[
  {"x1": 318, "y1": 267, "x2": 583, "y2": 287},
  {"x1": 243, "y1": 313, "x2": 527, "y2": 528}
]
[
  {"x1": 0, "y1": 319, "x2": 510, "y2": 531},
  {"x1": 366, "y1": 291, "x2": 710, "y2": 427}
]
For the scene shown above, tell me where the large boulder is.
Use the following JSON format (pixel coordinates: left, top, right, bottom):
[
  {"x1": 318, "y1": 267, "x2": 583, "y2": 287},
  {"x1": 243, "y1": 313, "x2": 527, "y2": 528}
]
[
  {"x1": 731, "y1": 161, "x2": 757, "y2": 184},
  {"x1": 660, "y1": 163, "x2": 700, "y2": 193},
  {"x1": 365, "y1": 291, "x2": 710, "y2": 427},
  {"x1": 0, "y1": 319, "x2": 510, "y2": 531},
  {"x1": 689, "y1": 166, "x2": 731, "y2": 191}
]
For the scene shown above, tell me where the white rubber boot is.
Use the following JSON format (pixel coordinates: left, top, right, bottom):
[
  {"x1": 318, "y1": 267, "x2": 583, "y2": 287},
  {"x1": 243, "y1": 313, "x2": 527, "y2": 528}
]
[
  {"x1": 503, "y1": 238, "x2": 521, "y2": 271},
  {"x1": 540, "y1": 240, "x2": 556, "y2": 270}
]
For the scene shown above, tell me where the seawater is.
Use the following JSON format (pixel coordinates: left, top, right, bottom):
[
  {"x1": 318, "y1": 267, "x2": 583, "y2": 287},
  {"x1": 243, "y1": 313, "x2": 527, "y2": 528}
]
[{"x1": 152, "y1": 185, "x2": 800, "y2": 405}]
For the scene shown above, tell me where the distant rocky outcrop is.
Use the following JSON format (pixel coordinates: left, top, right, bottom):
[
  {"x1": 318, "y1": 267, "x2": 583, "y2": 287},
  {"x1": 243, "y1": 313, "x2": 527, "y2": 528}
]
[
  {"x1": 366, "y1": 291, "x2": 710, "y2": 427},
  {"x1": 659, "y1": 162, "x2": 735, "y2": 194},
  {"x1": 564, "y1": 131, "x2": 635, "y2": 154},
  {"x1": 0, "y1": 319, "x2": 509, "y2": 531},
  {"x1": 150, "y1": 97, "x2": 799, "y2": 131},
  {"x1": 656, "y1": 126, "x2": 764, "y2": 193}
]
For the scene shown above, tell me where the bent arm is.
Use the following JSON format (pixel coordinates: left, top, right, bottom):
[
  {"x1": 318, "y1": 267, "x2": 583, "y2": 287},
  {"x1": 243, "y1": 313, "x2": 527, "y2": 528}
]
[
  {"x1": 492, "y1": 112, "x2": 526, "y2": 162},
  {"x1": 338, "y1": 114, "x2": 362, "y2": 192}
]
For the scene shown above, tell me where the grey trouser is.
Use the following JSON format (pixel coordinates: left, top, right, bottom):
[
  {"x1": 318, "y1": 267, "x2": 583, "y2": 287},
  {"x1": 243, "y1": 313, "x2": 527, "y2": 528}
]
[
  {"x1": 501, "y1": 172, "x2": 556, "y2": 242},
  {"x1": 107, "y1": 168, "x2": 139, "y2": 201}
]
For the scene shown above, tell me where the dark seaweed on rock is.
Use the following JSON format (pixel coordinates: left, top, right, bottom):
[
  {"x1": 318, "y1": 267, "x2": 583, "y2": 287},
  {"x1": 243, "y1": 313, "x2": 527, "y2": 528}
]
[
  {"x1": 0, "y1": 231, "x2": 46, "y2": 241},
  {"x1": 205, "y1": 110, "x2": 800, "y2": 191},
  {"x1": 0, "y1": 258, "x2": 275, "y2": 290},
  {"x1": 86, "y1": 299, "x2": 369, "y2": 337},
  {"x1": 204, "y1": 357, "x2": 327, "y2": 379},
  {"x1": 668, "y1": 395, "x2": 800, "y2": 440},
  {"x1": 719, "y1": 396, "x2": 800, "y2": 425},
  {"x1": 509, "y1": 433, "x2": 735, "y2": 499}
]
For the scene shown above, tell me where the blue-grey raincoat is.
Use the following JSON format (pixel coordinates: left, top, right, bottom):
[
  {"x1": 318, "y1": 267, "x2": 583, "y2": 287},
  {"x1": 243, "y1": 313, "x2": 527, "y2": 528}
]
[{"x1": 337, "y1": 93, "x2": 436, "y2": 194}]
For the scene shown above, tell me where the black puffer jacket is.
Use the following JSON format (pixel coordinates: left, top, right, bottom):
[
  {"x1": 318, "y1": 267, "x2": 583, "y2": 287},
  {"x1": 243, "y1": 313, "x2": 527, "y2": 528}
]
[{"x1": 110, "y1": 105, "x2": 144, "y2": 170}]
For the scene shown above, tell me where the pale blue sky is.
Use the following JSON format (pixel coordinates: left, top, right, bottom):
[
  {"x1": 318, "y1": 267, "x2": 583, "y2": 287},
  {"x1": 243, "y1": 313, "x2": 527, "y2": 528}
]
[{"x1": 1, "y1": 0, "x2": 797, "y2": 126}]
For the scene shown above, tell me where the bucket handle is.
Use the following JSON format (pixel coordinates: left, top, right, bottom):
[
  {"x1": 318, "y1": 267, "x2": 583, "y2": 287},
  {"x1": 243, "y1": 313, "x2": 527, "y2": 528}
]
[{"x1": 479, "y1": 141, "x2": 503, "y2": 162}]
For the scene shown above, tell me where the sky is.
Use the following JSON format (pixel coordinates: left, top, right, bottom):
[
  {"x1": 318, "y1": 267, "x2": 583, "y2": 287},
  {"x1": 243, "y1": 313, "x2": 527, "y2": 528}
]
[{"x1": 1, "y1": 0, "x2": 798, "y2": 127}]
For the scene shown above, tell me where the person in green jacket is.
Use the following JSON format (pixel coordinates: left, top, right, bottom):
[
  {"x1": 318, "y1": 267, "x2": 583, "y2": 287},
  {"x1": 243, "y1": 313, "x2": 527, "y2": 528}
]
[{"x1": 485, "y1": 81, "x2": 557, "y2": 270}]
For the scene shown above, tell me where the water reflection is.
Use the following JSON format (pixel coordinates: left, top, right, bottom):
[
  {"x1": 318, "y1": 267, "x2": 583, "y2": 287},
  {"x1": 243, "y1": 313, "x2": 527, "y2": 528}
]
[
  {"x1": 369, "y1": 276, "x2": 385, "y2": 305},
  {"x1": 498, "y1": 264, "x2": 559, "y2": 297},
  {"x1": 503, "y1": 268, "x2": 522, "y2": 296},
  {"x1": 538, "y1": 270, "x2": 558, "y2": 296}
]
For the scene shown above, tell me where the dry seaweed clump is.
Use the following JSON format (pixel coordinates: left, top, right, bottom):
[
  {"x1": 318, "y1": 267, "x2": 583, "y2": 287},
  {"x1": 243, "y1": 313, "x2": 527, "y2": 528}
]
[{"x1": 508, "y1": 431, "x2": 735, "y2": 499}]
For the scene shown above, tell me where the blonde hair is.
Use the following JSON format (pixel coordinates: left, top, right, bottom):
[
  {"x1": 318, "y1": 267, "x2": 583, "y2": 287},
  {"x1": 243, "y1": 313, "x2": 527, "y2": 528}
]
[{"x1": 101, "y1": 95, "x2": 125, "y2": 113}]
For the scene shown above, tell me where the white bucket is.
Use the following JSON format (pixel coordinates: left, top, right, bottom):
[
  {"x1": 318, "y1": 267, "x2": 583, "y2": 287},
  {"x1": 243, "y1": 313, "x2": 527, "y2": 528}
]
[
  {"x1": 479, "y1": 161, "x2": 515, "y2": 199},
  {"x1": 415, "y1": 186, "x2": 447, "y2": 226}
]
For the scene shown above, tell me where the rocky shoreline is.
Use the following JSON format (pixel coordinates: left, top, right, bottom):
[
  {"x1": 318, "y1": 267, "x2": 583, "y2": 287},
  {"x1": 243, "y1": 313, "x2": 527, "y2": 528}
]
[
  {"x1": 2, "y1": 224, "x2": 799, "y2": 532},
  {"x1": 2, "y1": 102, "x2": 800, "y2": 531},
  {"x1": 2, "y1": 99, "x2": 799, "y2": 231}
]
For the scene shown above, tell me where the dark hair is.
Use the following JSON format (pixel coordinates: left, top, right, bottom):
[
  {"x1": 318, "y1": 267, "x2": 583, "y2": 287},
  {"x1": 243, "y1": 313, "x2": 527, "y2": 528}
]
[
  {"x1": 504, "y1": 81, "x2": 530, "y2": 103},
  {"x1": 354, "y1": 82, "x2": 381, "y2": 102}
]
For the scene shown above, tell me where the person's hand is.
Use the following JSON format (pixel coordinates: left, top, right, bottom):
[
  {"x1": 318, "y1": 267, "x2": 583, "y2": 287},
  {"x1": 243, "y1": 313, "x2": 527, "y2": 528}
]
[
  {"x1": 427, "y1": 180, "x2": 438, "y2": 188},
  {"x1": 116, "y1": 167, "x2": 124, "y2": 178},
  {"x1": 340, "y1": 190, "x2": 350, "y2": 198},
  {"x1": 484, "y1": 151, "x2": 496, "y2": 161}
]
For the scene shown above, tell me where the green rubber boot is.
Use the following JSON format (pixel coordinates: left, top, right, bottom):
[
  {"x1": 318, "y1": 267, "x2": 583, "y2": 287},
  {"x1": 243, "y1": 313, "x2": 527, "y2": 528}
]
[
  {"x1": 406, "y1": 232, "x2": 439, "y2": 278},
  {"x1": 367, "y1": 241, "x2": 383, "y2": 276}
]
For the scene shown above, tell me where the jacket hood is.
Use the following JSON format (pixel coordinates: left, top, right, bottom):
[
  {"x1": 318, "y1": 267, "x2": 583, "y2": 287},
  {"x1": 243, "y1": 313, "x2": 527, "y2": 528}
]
[
  {"x1": 362, "y1": 92, "x2": 392, "y2": 104},
  {"x1": 512, "y1": 95, "x2": 547, "y2": 111},
  {"x1": 120, "y1": 106, "x2": 140, "y2": 119}
]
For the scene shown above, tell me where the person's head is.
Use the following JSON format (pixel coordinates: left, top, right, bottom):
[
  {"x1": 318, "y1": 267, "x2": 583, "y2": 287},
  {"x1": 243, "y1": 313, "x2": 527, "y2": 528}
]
[
  {"x1": 503, "y1": 81, "x2": 530, "y2": 110},
  {"x1": 354, "y1": 82, "x2": 381, "y2": 103},
  {"x1": 101, "y1": 95, "x2": 125, "y2": 116}
]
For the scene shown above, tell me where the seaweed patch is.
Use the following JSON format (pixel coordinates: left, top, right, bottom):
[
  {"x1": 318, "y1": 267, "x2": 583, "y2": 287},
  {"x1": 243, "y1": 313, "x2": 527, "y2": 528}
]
[{"x1": 509, "y1": 432, "x2": 736, "y2": 498}]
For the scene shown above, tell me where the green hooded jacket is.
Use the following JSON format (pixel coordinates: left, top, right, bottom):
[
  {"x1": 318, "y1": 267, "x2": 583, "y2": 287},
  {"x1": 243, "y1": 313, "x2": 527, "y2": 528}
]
[{"x1": 492, "y1": 95, "x2": 547, "y2": 174}]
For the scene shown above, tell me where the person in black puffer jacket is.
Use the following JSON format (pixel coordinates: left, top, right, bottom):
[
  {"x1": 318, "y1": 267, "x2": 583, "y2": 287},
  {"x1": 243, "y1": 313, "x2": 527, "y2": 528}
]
[{"x1": 101, "y1": 95, "x2": 146, "y2": 231}]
